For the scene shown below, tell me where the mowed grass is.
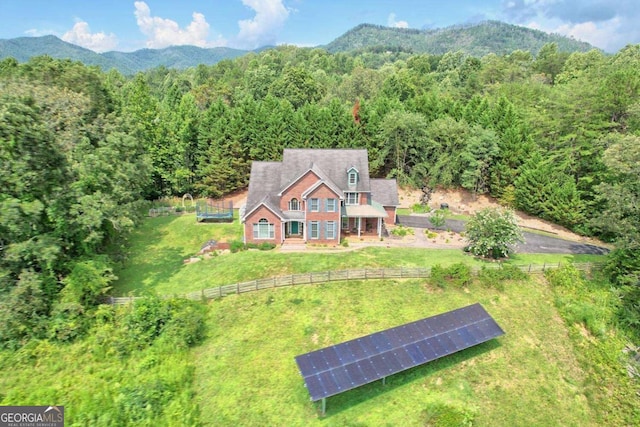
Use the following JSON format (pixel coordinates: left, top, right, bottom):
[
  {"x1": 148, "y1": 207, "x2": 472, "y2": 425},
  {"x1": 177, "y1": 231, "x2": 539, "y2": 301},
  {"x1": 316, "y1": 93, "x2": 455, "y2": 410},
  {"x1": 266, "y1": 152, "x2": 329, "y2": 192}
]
[
  {"x1": 113, "y1": 213, "x2": 242, "y2": 295},
  {"x1": 106, "y1": 214, "x2": 626, "y2": 425},
  {"x1": 112, "y1": 215, "x2": 604, "y2": 296},
  {"x1": 193, "y1": 276, "x2": 595, "y2": 426}
]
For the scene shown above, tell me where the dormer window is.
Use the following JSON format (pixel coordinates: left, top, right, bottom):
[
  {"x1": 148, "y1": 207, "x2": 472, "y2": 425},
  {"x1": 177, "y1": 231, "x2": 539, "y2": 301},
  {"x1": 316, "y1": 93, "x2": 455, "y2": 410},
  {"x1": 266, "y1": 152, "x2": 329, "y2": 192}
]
[{"x1": 347, "y1": 167, "x2": 359, "y2": 186}]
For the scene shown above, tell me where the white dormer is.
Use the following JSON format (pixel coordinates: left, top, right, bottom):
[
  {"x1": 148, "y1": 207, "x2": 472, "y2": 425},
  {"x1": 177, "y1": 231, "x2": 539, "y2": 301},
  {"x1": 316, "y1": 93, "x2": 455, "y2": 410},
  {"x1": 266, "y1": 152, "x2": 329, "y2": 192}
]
[{"x1": 347, "y1": 166, "x2": 359, "y2": 187}]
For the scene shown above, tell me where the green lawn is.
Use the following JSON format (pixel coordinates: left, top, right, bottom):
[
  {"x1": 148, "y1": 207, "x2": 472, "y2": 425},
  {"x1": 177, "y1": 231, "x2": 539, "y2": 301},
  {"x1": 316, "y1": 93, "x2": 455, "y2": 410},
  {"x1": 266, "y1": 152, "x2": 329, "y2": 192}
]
[
  {"x1": 2, "y1": 215, "x2": 632, "y2": 426},
  {"x1": 112, "y1": 215, "x2": 604, "y2": 296},
  {"x1": 193, "y1": 276, "x2": 596, "y2": 426}
]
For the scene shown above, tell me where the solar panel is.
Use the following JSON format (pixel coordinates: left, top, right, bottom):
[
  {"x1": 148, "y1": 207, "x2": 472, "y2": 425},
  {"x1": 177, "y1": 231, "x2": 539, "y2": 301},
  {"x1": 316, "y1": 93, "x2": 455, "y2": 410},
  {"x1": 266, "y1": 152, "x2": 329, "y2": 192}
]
[{"x1": 295, "y1": 303, "x2": 504, "y2": 402}]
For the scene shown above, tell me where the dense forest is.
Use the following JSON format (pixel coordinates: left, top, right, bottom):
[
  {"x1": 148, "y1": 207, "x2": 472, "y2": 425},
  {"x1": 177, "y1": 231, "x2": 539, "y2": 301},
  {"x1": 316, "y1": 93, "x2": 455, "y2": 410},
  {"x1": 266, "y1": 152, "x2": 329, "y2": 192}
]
[{"x1": 1, "y1": 42, "x2": 639, "y2": 349}]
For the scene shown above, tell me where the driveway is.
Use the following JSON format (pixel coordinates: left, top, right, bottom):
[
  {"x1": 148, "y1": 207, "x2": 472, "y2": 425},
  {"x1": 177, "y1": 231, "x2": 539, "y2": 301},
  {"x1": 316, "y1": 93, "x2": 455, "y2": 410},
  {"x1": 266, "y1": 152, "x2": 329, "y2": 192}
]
[{"x1": 396, "y1": 215, "x2": 609, "y2": 255}]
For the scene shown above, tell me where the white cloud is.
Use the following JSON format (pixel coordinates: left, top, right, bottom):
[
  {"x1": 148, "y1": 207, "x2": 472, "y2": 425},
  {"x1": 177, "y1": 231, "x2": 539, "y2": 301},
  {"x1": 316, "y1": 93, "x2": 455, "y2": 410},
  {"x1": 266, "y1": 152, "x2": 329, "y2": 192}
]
[
  {"x1": 528, "y1": 16, "x2": 627, "y2": 52},
  {"x1": 61, "y1": 21, "x2": 119, "y2": 53},
  {"x1": 235, "y1": 0, "x2": 290, "y2": 49},
  {"x1": 388, "y1": 13, "x2": 409, "y2": 29},
  {"x1": 502, "y1": 0, "x2": 640, "y2": 52},
  {"x1": 25, "y1": 28, "x2": 56, "y2": 37},
  {"x1": 134, "y1": 1, "x2": 226, "y2": 49}
]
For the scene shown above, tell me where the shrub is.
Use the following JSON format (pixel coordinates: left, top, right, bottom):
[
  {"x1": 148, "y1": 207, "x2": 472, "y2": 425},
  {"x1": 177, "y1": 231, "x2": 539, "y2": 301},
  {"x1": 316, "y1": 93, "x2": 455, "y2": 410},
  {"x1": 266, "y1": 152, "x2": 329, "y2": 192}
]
[
  {"x1": 391, "y1": 225, "x2": 414, "y2": 237},
  {"x1": 426, "y1": 230, "x2": 438, "y2": 239},
  {"x1": 429, "y1": 209, "x2": 446, "y2": 227},
  {"x1": 465, "y1": 207, "x2": 524, "y2": 259},
  {"x1": 478, "y1": 264, "x2": 528, "y2": 289},
  {"x1": 430, "y1": 263, "x2": 472, "y2": 288},
  {"x1": 412, "y1": 203, "x2": 431, "y2": 213},
  {"x1": 230, "y1": 240, "x2": 246, "y2": 253}
]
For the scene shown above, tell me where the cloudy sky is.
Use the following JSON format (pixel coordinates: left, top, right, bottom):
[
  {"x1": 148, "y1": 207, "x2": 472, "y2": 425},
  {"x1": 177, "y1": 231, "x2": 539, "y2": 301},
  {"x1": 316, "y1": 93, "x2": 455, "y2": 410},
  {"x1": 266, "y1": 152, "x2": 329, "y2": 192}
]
[{"x1": 0, "y1": 0, "x2": 637, "y2": 53}]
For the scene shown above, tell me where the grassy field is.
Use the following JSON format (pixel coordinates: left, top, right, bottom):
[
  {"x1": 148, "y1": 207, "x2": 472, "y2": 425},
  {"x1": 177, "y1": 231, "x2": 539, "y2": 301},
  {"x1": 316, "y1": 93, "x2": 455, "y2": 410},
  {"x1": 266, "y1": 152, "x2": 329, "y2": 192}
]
[
  {"x1": 193, "y1": 276, "x2": 596, "y2": 426},
  {"x1": 3, "y1": 214, "x2": 635, "y2": 426},
  {"x1": 112, "y1": 214, "x2": 604, "y2": 296}
]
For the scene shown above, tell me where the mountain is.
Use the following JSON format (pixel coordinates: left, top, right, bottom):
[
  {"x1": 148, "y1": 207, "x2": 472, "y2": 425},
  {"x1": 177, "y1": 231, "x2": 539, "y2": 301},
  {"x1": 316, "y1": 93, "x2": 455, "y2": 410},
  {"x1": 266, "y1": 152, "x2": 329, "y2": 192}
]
[
  {"x1": 1, "y1": 21, "x2": 598, "y2": 74},
  {"x1": 0, "y1": 35, "x2": 250, "y2": 74},
  {"x1": 325, "y1": 21, "x2": 597, "y2": 56}
]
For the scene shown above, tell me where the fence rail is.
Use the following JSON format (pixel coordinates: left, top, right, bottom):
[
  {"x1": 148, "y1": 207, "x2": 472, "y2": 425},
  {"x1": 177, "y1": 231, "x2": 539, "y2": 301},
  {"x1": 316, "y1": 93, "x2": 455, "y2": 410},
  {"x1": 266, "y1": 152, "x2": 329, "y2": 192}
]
[{"x1": 108, "y1": 262, "x2": 601, "y2": 305}]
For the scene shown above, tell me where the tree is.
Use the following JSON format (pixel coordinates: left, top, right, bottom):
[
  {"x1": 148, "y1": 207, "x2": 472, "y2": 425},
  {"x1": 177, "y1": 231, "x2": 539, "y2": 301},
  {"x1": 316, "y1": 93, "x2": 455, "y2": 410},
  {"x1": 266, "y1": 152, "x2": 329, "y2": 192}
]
[
  {"x1": 460, "y1": 126, "x2": 499, "y2": 196},
  {"x1": 465, "y1": 208, "x2": 524, "y2": 259},
  {"x1": 592, "y1": 134, "x2": 640, "y2": 286},
  {"x1": 379, "y1": 110, "x2": 429, "y2": 186}
]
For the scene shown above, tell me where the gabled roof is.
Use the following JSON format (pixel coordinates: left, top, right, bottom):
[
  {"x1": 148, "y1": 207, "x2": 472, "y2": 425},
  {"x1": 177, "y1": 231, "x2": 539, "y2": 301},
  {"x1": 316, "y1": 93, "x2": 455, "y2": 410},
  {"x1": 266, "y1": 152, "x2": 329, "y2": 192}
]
[
  {"x1": 243, "y1": 150, "x2": 398, "y2": 222},
  {"x1": 280, "y1": 149, "x2": 371, "y2": 192},
  {"x1": 242, "y1": 161, "x2": 284, "y2": 221},
  {"x1": 370, "y1": 179, "x2": 400, "y2": 206},
  {"x1": 300, "y1": 174, "x2": 343, "y2": 200}
]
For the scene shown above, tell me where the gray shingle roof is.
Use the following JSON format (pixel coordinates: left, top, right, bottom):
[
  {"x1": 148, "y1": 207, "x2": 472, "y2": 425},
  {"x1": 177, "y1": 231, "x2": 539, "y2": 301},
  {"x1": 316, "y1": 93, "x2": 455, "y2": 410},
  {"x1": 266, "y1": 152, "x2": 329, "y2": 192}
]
[
  {"x1": 244, "y1": 161, "x2": 284, "y2": 218},
  {"x1": 280, "y1": 149, "x2": 371, "y2": 192},
  {"x1": 370, "y1": 179, "x2": 399, "y2": 206},
  {"x1": 243, "y1": 149, "x2": 398, "y2": 221}
]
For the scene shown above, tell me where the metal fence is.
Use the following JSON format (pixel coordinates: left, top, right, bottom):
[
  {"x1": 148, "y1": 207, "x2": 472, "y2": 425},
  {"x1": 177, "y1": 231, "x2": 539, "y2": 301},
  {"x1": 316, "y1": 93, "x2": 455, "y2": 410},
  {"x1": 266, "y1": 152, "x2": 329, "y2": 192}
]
[{"x1": 108, "y1": 262, "x2": 601, "y2": 305}]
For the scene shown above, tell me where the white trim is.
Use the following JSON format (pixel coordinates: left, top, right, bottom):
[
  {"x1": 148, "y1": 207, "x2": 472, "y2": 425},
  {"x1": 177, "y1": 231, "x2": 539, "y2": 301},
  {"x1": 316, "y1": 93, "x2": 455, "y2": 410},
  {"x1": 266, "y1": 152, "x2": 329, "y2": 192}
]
[
  {"x1": 345, "y1": 192, "x2": 359, "y2": 205},
  {"x1": 277, "y1": 169, "x2": 321, "y2": 196},
  {"x1": 301, "y1": 179, "x2": 343, "y2": 200},
  {"x1": 241, "y1": 201, "x2": 284, "y2": 222}
]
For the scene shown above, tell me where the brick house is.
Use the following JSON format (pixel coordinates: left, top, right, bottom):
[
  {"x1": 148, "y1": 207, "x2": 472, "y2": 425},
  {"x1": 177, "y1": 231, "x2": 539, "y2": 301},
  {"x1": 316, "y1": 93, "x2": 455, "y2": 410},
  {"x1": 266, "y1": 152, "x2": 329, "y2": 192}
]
[{"x1": 241, "y1": 149, "x2": 399, "y2": 245}]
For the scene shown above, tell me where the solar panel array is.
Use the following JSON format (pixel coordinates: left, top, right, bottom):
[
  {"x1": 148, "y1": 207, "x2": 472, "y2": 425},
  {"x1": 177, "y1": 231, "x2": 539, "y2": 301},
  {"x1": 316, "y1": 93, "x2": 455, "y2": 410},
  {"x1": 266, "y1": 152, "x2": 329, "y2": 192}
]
[{"x1": 295, "y1": 303, "x2": 504, "y2": 402}]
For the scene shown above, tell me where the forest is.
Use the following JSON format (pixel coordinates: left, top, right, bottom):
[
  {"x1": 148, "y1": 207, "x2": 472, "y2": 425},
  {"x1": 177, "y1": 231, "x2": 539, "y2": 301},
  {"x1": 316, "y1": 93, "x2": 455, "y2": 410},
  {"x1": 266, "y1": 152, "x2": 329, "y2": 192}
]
[{"x1": 0, "y1": 42, "x2": 639, "y2": 349}]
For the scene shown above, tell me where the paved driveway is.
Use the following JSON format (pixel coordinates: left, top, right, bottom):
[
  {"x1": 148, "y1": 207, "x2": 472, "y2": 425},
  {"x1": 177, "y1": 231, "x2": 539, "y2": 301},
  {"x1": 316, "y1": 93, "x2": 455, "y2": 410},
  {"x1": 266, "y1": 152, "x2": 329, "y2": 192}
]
[{"x1": 396, "y1": 215, "x2": 609, "y2": 255}]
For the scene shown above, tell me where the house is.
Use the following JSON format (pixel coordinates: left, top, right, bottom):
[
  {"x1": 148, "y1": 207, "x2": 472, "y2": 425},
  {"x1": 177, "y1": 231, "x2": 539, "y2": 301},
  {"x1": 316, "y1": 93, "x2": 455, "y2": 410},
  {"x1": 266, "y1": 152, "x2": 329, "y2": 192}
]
[{"x1": 241, "y1": 149, "x2": 399, "y2": 245}]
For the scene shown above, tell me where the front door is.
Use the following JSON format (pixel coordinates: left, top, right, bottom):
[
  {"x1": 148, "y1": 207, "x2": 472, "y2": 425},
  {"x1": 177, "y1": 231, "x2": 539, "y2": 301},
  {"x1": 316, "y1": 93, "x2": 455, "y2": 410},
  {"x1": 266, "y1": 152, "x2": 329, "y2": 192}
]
[{"x1": 290, "y1": 221, "x2": 299, "y2": 235}]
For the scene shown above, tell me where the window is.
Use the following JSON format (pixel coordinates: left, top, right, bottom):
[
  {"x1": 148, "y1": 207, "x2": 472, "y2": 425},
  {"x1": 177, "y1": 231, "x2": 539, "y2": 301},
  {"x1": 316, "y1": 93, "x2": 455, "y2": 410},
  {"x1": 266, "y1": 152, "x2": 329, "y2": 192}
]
[
  {"x1": 326, "y1": 198, "x2": 337, "y2": 212},
  {"x1": 309, "y1": 198, "x2": 320, "y2": 212},
  {"x1": 345, "y1": 192, "x2": 359, "y2": 205},
  {"x1": 289, "y1": 198, "x2": 299, "y2": 211},
  {"x1": 309, "y1": 221, "x2": 320, "y2": 239},
  {"x1": 348, "y1": 171, "x2": 358, "y2": 186},
  {"x1": 326, "y1": 221, "x2": 336, "y2": 239},
  {"x1": 253, "y1": 218, "x2": 274, "y2": 239}
]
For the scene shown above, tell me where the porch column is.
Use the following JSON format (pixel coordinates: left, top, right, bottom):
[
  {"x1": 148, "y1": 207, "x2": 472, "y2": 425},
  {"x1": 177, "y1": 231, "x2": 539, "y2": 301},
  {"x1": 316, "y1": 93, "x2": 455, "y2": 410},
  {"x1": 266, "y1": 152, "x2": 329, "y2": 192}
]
[
  {"x1": 357, "y1": 217, "x2": 361, "y2": 237},
  {"x1": 377, "y1": 218, "x2": 382, "y2": 237}
]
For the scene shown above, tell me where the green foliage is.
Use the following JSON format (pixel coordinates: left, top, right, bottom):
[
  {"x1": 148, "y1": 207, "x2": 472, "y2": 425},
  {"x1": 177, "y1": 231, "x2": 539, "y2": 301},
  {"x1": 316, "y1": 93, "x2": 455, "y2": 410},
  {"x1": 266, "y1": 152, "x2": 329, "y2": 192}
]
[
  {"x1": 411, "y1": 203, "x2": 431, "y2": 213},
  {"x1": 430, "y1": 263, "x2": 472, "y2": 288},
  {"x1": 429, "y1": 209, "x2": 446, "y2": 227},
  {"x1": 230, "y1": 240, "x2": 246, "y2": 253},
  {"x1": 465, "y1": 208, "x2": 524, "y2": 259},
  {"x1": 390, "y1": 225, "x2": 414, "y2": 237},
  {"x1": 325, "y1": 22, "x2": 593, "y2": 57},
  {"x1": 60, "y1": 258, "x2": 116, "y2": 308},
  {"x1": 477, "y1": 263, "x2": 528, "y2": 289},
  {"x1": 422, "y1": 402, "x2": 475, "y2": 427}
]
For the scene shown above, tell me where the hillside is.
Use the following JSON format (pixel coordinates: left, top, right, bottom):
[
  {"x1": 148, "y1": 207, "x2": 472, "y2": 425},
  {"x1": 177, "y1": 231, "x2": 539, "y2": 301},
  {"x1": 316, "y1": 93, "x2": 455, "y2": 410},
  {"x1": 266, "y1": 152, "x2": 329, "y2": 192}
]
[
  {"x1": 325, "y1": 21, "x2": 596, "y2": 56},
  {"x1": 0, "y1": 35, "x2": 250, "y2": 74},
  {"x1": 1, "y1": 21, "x2": 599, "y2": 74}
]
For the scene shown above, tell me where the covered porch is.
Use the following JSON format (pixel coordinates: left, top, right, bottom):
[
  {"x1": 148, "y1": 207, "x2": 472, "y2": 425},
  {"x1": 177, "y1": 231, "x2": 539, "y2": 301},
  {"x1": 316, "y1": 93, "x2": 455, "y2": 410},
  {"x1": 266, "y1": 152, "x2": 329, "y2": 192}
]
[
  {"x1": 282, "y1": 211, "x2": 305, "y2": 240},
  {"x1": 342, "y1": 203, "x2": 388, "y2": 238}
]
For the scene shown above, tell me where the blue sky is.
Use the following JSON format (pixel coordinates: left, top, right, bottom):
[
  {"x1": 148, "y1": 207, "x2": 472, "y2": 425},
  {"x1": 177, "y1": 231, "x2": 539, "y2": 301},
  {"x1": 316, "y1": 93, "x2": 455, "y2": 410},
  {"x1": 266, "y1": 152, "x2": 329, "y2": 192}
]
[{"x1": 1, "y1": 1, "x2": 638, "y2": 53}]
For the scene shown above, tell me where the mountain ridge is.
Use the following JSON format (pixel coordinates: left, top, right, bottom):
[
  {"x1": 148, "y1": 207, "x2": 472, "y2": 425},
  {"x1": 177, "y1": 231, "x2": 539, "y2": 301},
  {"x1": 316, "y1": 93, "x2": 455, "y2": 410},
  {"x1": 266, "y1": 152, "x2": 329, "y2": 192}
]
[
  {"x1": 0, "y1": 21, "x2": 599, "y2": 74},
  {"x1": 324, "y1": 21, "x2": 596, "y2": 56}
]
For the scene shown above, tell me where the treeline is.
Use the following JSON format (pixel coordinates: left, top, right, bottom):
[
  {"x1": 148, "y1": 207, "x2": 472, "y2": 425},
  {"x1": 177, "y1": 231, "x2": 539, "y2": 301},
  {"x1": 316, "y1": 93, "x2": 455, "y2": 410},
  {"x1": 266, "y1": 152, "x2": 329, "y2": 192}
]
[{"x1": 1, "y1": 42, "x2": 639, "y2": 346}]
